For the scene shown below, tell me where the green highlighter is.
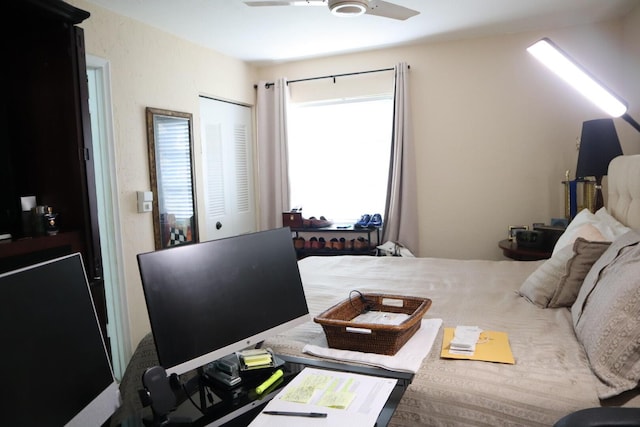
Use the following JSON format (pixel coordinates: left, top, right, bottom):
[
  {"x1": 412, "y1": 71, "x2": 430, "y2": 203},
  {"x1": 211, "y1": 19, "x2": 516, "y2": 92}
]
[{"x1": 255, "y1": 369, "x2": 284, "y2": 395}]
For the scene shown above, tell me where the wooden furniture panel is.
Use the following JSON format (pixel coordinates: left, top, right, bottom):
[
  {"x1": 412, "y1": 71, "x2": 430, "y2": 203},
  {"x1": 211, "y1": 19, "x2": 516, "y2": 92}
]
[
  {"x1": 498, "y1": 239, "x2": 552, "y2": 261},
  {"x1": 1, "y1": 0, "x2": 107, "y2": 351}
]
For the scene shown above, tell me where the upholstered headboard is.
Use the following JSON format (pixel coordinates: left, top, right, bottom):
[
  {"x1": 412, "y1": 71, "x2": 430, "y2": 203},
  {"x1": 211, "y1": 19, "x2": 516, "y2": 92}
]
[{"x1": 608, "y1": 154, "x2": 640, "y2": 230}]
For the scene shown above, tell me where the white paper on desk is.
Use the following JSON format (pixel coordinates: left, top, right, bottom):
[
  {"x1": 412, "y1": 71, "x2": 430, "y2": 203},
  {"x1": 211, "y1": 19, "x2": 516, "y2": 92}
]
[
  {"x1": 247, "y1": 367, "x2": 397, "y2": 427},
  {"x1": 303, "y1": 318, "x2": 443, "y2": 374}
]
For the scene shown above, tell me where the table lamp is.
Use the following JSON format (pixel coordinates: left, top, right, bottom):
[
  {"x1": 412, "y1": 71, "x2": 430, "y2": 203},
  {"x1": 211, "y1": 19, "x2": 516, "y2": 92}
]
[
  {"x1": 575, "y1": 118, "x2": 623, "y2": 211},
  {"x1": 527, "y1": 38, "x2": 640, "y2": 133}
]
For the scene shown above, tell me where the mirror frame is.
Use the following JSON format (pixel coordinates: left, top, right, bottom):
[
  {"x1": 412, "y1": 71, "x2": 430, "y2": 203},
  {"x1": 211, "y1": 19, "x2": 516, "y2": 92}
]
[{"x1": 145, "y1": 107, "x2": 199, "y2": 249}]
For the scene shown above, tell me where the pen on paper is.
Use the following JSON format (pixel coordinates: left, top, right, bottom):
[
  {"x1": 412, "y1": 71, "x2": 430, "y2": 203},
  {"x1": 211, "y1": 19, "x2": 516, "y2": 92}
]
[{"x1": 263, "y1": 411, "x2": 328, "y2": 418}]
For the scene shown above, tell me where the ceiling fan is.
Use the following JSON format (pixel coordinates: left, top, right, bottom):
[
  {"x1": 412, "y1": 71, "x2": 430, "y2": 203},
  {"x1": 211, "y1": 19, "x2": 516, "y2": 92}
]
[{"x1": 243, "y1": 0, "x2": 420, "y2": 21}]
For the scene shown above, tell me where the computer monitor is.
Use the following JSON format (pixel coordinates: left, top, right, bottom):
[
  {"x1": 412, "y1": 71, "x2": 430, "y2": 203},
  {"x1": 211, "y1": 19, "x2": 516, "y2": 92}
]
[
  {"x1": 137, "y1": 227, "x2": 310, "y2": 376},
  {"x1": 0, "y1": 253, "x2": 120, "y2": 426}
]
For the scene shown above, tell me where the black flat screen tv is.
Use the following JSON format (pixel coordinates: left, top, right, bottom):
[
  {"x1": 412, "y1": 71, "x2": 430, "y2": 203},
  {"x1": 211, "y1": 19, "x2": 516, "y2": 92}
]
[
  {"x1": 137, "y1": 227, "x2": 310, "y2": 376},
  {"x1": 0, "y1": 253, "x2": 120, "y2": 426}
]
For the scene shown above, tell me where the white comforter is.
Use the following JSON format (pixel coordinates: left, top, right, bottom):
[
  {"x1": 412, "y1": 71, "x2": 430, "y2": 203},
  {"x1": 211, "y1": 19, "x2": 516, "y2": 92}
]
[{"x1": 264, "y1": 255, "x2": 608, "y2": 426}]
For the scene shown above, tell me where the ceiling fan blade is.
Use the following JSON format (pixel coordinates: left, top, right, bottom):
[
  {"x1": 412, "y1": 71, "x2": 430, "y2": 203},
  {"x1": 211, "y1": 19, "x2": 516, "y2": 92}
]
[
  {"x1": 365, "y1": 0, "x2": 419, "y2": 20},
  {"x1": 244, "y1": 0, "x2": 325, "y2": 6}
]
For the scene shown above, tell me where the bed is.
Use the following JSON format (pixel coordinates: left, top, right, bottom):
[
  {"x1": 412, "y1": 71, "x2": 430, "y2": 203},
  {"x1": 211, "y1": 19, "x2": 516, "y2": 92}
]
[{"x1": 262, "y1": 154, "x2": 640, "y2": 426}]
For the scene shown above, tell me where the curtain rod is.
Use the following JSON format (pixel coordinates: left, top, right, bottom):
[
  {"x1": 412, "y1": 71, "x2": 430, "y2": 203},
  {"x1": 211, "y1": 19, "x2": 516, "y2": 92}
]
[{"x1": 254, "y1": 66, "x2": 405, "y2": 89}]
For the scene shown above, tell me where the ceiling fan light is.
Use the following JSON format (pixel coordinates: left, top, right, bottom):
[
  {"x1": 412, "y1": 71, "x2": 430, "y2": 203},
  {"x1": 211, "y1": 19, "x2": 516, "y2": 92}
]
[{"x1": 329, "y1": 0, "x2": 367, "y2": 17}]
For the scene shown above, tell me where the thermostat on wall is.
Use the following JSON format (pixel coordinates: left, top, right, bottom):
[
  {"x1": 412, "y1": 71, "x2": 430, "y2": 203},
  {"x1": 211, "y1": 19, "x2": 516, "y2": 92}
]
[{"x1": 137, "y1": 191, "x2": 153, "y2": 213}]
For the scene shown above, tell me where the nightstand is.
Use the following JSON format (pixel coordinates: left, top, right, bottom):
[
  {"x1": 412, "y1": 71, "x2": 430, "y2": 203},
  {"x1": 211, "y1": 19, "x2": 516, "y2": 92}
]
[{"x1": 498, "y1": 239, "x2": 552, "y2": 261}]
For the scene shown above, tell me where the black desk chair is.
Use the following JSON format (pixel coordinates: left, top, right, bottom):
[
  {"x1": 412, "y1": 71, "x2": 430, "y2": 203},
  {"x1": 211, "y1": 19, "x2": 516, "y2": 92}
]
[{"x1": 554, "y1": 407, "x2": 640, "y2": 427}]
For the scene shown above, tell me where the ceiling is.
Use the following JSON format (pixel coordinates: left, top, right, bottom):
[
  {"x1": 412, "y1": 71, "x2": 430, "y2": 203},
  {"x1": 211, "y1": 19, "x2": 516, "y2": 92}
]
[{"x1": 83, "y1": 0, "x2": 639, "y2": 65}]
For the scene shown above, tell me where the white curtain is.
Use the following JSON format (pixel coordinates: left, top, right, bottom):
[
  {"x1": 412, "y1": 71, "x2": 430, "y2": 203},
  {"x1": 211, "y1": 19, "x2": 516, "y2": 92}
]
[
  {"x1": 256, "y1": 78, "x2": 291, "y2": 230},
  {"x1": 382, "y1": 62, "x2": 419, "y2": 253}
]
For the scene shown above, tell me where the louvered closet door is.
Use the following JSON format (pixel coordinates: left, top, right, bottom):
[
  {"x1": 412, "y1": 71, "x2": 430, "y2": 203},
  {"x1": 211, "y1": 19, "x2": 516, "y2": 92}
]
[{"x1": 199, "y1": 96, "x2": 256, "y2": 240}]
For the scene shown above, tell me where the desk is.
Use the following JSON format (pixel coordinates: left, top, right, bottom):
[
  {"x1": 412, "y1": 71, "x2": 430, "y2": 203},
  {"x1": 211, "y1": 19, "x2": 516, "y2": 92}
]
[
  {"x1": 122, "y1": 355, "x2": 413, "y2": 427},
  {"x1": 498, "y1": 239, "x2": 552, "y2": 261}
]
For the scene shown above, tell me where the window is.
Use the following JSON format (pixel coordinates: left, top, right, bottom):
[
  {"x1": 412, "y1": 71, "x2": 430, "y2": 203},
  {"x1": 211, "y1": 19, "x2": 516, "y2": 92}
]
[{"x1": 288, "y1": 96, "x2": 393, "y2": 223}]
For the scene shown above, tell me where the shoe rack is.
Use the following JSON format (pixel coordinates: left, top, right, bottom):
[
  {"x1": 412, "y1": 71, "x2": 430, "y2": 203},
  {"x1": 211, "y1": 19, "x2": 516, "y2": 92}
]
[{"x1": 290, "y1": 224, "x2": 380, "y2": 259}]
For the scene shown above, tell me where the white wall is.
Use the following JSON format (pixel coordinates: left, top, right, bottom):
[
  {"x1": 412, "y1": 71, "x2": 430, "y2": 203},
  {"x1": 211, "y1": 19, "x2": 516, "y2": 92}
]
[
  {"x1": 70, "y1": 0, "x2": 257, "y2": 349},
  {"x1": 257, "y1": 16, "x2": 640, "y2": 260}
]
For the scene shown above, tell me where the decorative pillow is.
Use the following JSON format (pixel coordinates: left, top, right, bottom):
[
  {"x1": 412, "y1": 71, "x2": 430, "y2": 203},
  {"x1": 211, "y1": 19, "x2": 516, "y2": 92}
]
[
  {"x1": 519, "y1": 244, "x2": 573, "y2": 307},
  {"x1": 572, "y1": 230, "x2": 640, "y2": 325},
  {"x1": 519, "y1": 224, "x2": 605, "y2": 308},
  {"x1": 572, "y1": 232, "x2": 640, "y2": 399},
  {"x1": 547, "y1": 238, "x2": 611, "y2": 308}
]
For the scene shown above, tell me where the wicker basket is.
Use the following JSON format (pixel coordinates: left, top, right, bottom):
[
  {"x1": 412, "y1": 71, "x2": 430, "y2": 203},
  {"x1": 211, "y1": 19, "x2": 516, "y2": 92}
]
[{"x1": 313, "y1": 293, "x2": 432, "y2": 355}]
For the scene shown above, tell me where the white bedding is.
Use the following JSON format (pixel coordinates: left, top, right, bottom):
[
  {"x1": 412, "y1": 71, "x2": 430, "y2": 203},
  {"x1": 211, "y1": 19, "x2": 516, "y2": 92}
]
[
  {"x1": 264, "y1": 255, "x2": 635, "y2": 426},
  {"x1": 264, "y1": 154, "x2": 640, "y2": 426}
]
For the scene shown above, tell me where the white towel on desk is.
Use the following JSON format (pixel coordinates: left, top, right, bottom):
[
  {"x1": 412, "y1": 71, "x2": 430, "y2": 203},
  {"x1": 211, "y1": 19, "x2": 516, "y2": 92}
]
[{"x1": 303, "y1": 318, "x2": 443, "y2": 374}]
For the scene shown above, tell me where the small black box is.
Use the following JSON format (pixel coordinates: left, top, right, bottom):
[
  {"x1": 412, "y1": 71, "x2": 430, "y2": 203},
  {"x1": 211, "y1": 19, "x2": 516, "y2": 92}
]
[
  {"x1": 533, "y1": 225, "x2": 566, "y2": 250},
  {"x1": 516, "y1": 230, "x2": 544, "y2": 249}
]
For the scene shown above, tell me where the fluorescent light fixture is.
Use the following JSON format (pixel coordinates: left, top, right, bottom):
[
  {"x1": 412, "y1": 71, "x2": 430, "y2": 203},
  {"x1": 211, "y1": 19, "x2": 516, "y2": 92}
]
[
  {"x1": 329, "y1": 0, "x2": 367, "y2": 17},
  {"x1": 527, "y1": 38, "x2": 627, "y2": 117}
]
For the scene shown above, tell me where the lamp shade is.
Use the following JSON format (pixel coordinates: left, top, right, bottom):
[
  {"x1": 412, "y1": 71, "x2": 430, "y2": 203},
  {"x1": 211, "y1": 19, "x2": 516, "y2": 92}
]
[{"x1": 576, "y1": 118, "x2": 623, "y2": 179}]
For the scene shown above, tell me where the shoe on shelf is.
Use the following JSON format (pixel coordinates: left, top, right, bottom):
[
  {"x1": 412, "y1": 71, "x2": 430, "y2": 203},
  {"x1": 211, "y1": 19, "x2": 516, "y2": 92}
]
[
  {"x1": 323, "y1": 239, "x2": 332, "y2": 250},
  {"x1": 354, "y1": 237, "x2": 369, "y2": 251},
  {"x1": 344, "y1": 238, "x2": 354, "y2": 251},
  {"x1": 310, "y1": 236, "x2": 319, "y2": 249},
  {"x1": 354, "y1": 214, "x2": 371, "y2": 229},
  {"x1": 318, "y1": 237, "x2": 327, "y2": 249},
  {"x1": 310, "y1": 216, "x2": 333, "y2": 228},
  {"x1": 367, "y1": 213, "x2": 383, "y2": 228},
  {"x1": 330, "y1": 237, "x2": 344, "y2": 250},
  {"x1": 293, "y1": 237, "x2": 305, "y2": 250}
]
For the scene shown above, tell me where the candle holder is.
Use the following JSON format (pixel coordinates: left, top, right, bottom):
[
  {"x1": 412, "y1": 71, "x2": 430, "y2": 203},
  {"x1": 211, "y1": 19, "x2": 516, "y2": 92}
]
[{"x1": 31, "y1": 205, "x2": 46, "y2": 236}]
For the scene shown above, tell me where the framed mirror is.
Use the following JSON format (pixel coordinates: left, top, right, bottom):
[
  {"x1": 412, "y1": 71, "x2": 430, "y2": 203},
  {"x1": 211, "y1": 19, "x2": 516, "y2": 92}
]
[{"x1": 146, "y1": 107, "x2": 198, "y2": 249}]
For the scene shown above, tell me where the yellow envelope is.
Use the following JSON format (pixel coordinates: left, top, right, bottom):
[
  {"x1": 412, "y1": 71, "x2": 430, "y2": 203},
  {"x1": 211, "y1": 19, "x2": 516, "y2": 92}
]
[{"x1": 441, "y1": 328, "x2": 515, "y2": 364}]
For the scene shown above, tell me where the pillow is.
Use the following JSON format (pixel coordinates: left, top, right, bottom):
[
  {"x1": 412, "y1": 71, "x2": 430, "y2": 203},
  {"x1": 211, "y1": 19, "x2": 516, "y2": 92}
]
[
  {"x1": 552, "y1": 208, "x2": 629, "y2": 256},
  {"x1": 551, "y1": 209, "x2": 605, "y2": 257},
  {"x1": 572, "y1": 230, "x2": 640, "y2": 325},
  {"x1": 572, "y1": 232, "x2": 640, "y2": 399},
  {"x1": 595, "y1": 207, "x2": 632, "y2": 238},
  {"x1": 519, "y1": 244, "x2": 574, "y2": 307},
  {"x1": 519, "y1": 224, "x2": 605, "y2": 308},
  {"x1": 547, "y1": 238, "x2": 610, "y2": 307}
]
